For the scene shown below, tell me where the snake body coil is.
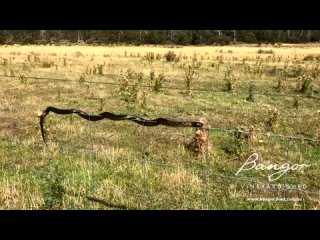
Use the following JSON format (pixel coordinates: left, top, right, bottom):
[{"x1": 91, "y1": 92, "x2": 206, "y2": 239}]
[{"x1": 39, "y1": 106, "x2": 204, "y2": 147}]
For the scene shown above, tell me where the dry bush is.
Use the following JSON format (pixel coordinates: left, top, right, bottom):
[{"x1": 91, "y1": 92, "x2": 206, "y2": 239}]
[
  {"x1": 257, "y1": 49, "x2": 274, "y2": 54},
  {"x1": 164, "y1": 51, "x2": 176, "y2": 62}
]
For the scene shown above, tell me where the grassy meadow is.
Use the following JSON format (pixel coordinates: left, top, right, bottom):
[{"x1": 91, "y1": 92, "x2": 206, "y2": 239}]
[{"x1": 0, "y1": 43, "x2": 319, "y2": 209}]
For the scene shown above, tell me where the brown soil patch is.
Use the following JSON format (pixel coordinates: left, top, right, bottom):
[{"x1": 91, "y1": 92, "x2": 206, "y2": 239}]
[{"x1": 0, "y1": 117, "x2": 22, "y2": 136}]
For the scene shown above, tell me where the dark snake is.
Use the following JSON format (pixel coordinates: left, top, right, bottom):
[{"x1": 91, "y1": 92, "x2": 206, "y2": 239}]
[{"x1": 39, "y1": 106, "x2": 204, "y2": 147}]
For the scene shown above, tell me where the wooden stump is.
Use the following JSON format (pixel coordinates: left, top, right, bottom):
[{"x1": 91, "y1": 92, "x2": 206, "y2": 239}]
[{"x1": 188, "y1": 118, "x2": 210, "y2": 157}]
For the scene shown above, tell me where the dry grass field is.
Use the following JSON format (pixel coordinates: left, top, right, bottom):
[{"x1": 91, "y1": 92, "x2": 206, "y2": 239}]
[{"x1": 0, "y1": 43, "x2": 319, "y2": 209}]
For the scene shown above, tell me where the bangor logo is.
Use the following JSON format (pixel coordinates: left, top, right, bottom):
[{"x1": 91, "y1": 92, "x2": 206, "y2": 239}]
[{"x1": 235, "y1": 153, "x2": 311, "y2": 182}]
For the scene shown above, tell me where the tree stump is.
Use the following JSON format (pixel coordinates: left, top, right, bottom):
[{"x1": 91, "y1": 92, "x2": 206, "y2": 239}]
[{"x1": 188, "y1": 118, "x2": 210, "y2": 157}]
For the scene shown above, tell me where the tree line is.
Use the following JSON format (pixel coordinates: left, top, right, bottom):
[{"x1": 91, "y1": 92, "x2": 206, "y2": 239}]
[{"x1": 0, "y1": 30, "x2": 319, "y2": 45}]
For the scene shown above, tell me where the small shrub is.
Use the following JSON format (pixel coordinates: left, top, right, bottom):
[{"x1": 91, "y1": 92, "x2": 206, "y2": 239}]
[
  {"x1": 310, "y1": 65, "x2": 320, "y2": 79},
  {"x1": 246, "y1": 84, "x2": 255, "y2": 102},
  {"x1": 22, "y1": 62, "x2": 30, "y2": 71},
  {"x1": 296, "y1": 74, "x2": 313, "y2": 95},
  {"x1": 10, "y1": 69, "x2": 15, "y2": 77},
  {"x1": 155, "y1": 53, "x2": 162, "y2": 60},
  {"x1": 266, "y1": 107, "x2": 279, "y2": 132},
  {"x1": 289, "y1": 58, "x2": 304, "y2": 77},
  {"x1": 257, "y1": 49, "x2": 274, "y2": 54},
  {"x1": 41, "y1": 165, "x2": 65, "y2": 210},
  {"x1": 34, "y1": 55, "x2": 40, "y2": 63},
  {"x1": 144, "y1": 52, "x2": 155, "y2": 64},
  {"x1": 42, "y1": 59, "x2": 54, "y2": 68},
  {"x1": 148, "y1": 68, "x2": 166, "y2": 93},
  {"x1": 275, "y1": 64, "x2": 289, "y2": 92},
  {"x1": 118, "y1": 68, "x2": 148, "y2": 109},
  {"x1": 183, "y1": 65, "x2": 195, "y2": 95},
  {"x1": 232, "y1": 126, "x2": 248, "y2": 156},
  {"x1": 79, "y1": 74, "x2": 85, "y2": 83},
  {"x1": 275, "y1": 70, "x2": 286, "y2": 92},
  {"x1": 99, "y1": 97, "x2": 104, "y2": 112},
  {"x1": 266, "y1": 66, "x2": 277, "y2": 76},
  {"x1": 293, "y1": 96, "x2": 300, "y2": 108},
  {"x1": 224, "y1": 66, "x2": 237, "y2": 92},
  {"x1": 140, "y1": 90, "x2": 149, "y2": 108},
  {"x1": 149, "y1": 68, "x2": 155, "y2": 81},
  {"x1": 75, "y1": 51, "x2": 84, "y2": 57},
  {"x1": 97, "y1": 64, "x2": 103, "y2": 75},
  {"x1": 2, "y1": 58, "x2": 8, "y2": 66},
  {"x1": 19, "y1": 75, "x2": 27, "y2": 84},
  {"x1": 164, "y1": 51, "x2": 176, "y2": 62},
  {"x1": 153, "y1": 73, "x2": 166, "y2": 93}
]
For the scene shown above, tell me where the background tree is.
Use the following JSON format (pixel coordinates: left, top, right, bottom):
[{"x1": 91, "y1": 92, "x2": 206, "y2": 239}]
[{"x1": 0, "y1": 30, "x2": 319, "y2": 45}]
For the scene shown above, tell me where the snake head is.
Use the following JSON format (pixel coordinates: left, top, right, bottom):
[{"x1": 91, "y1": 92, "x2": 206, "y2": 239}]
[{"x1": 37, "y1": 110, "x2": 45, "y2": 118}]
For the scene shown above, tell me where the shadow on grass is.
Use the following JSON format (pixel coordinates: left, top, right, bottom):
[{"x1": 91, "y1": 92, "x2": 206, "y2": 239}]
[
  {"x1": 84, "y1": 195, "x2": 135, "y2": 210},
  {"x1": 65, "y1": 190, "x2": 136, "y2": 210}
]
